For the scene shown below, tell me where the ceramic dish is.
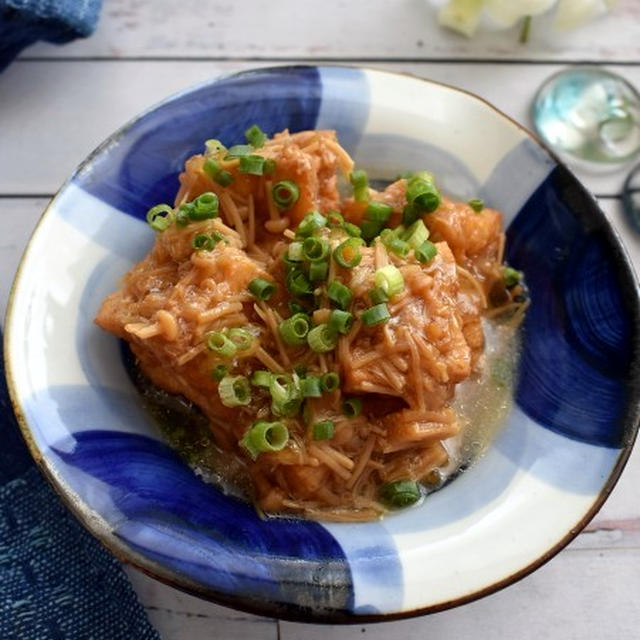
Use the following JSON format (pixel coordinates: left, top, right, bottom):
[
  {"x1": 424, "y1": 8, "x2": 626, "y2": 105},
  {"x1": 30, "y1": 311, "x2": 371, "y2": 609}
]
[{"x1": 5, "y1": 66, "x2": 640, "y2": 622}]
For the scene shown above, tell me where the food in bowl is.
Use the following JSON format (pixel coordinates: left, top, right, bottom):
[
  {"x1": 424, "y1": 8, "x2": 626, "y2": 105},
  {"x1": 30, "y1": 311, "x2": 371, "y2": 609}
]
[{"x1": 95, "y1": 126, "x2": 527, "y2": 521}]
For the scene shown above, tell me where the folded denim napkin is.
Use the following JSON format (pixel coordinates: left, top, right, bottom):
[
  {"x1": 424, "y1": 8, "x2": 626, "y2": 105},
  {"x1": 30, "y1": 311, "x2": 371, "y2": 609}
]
[
  {"x1": 0, "y1": 0, "x2": 103, "y2": 70},
  {"x1": 0, "y1": 337, "x2": 161, "y2": 640}
]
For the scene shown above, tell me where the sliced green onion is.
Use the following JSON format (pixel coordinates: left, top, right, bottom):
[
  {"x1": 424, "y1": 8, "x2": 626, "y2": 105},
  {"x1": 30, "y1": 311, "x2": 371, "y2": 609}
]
[
  {"x1": 288, "y1": 301, "x2": 307, "y2": 315},
  {"x1": 244, "y1": 124, "x2": 267, "y2": 148},
  {"x1": 350, "y1": 169, "x2": 369, "y2": 202},
  {"x1": 302, "y1": 237, "x2": 330, "y2": 262},
  {"x1": 272, "y1": 180, "x2": 300, "y2": 209},
  {"x1": 203, "y1": 157, "x2": 234, "y2": 186},
  {"x1": 333, "y1": 238, "x2": 364, "y2": 269},
  {"x1": 402, "y1": 219, "x2": 429, "y2": 249},
  {"x1": 468, "y1": 198, "x2": 484, "y2": 212},
  {"x1": 224, "y1": 144, "x2": 252, "y2": 159},
  {"x1": 218, "y1": 375, "x2": 251, "y2": 407},
  {"x1": 288, "y1": 241, "x2": 304, "y2": 262},
  {"x1": 415, "y1": 240, "x2": 437, "y2": 264},
  {"x1": 342, "y1": 221, "x2": 362, "y2": 238},
  {"x1": 320, "y1": 371, "x2": 340, "y2": 393},
  {"x1": 369, "y1": 286, "x2": 389, "y2": 305},
  {"x1": 239, "y1": 154, "x2": 267, "y2": 175},
  {"x1": 211, "y1": 231, "x2": 227, "y2": 245},
  {"x1": 502, "y1": 266, "x2": 522, "y2": 288},
  {"x1": 251, "y1": 370, "x2": 273, "y2": 387},
  {"x1": 309, "y1": 261, "x2": 329, "y2": 282},
  {"x1": 146, "y1": 204, "x2": 174, "y2": 231},
  {"x1": 212, "y1": 364, "x2": 228, "y2": 381},
  {"x1": 402, "y1": 204, "x2": 420, "y2": 226},
  {"x1": 248, "y1": 278, "x2": 276, "y2": 301},
  {"x1": 175, "y1": 206, "x2": 191, "y2": 227},
  {"x1": 189, "y1": 192, "x2": 219, "y2": 220},
  {"x1": 342, "y1": 397, "x2": 362, "y2": 418},
  {"x1": 312, "y1": 420, "x2": 335, "y2": 441},
  {"x1": 406, "y1": 175, "x2": 441, "y2": 213},
  {"x1": 228, "y1": 328, "x2": 254, "y2": 352},
  {"x1": 263, "y1": 158, "x2": 276, "y2": 175},
  {"x1": 241, "y1": 420, "x2": 289, "y2": 460},
  {"x1": 307, "y1": 324, "x2": 338, "y2": 353},
  {"x1": 269, "y1": 375, "x2": 302, "y2": 417},
  {"x1": 301, "y1": 376, "x2": 323, "y2": 398},
  {"x1": 286, "y1": 270, "x2": 313, "y2": 296},
  {"x1": 381, "y1": 228, "x2": 410, "y2": 258},
  {"x1": 328, "y1": 309, "x2": 353, "y2": 335},
  {"x1": 204, "y1": 139, "x2": 226, "y2": 155},
  {"x1": 296, "y1": 210, "x2": 327, "y2": 237},
  {"x1": 294, "y1": 364, "x2": 308, "y2": 377},
  {"x1": 375, "y1": 265, "x2": 404, "y2": 297},
  {"x1": 361, "y1": 303, "x2": 391, "y2": 327},
  {"x1": 379, "y1": 480, "x2": 421, "y2": 508},
  {"x1": 206, "y1": 331, "x2": 237, "y2": 357},
  {"x1": 327, "y1": 280, "x2": 353, "y2": 310},
  {"x1": 366, "y1": 201, "x2": 393, "y2": 222},
  {"x1": 192, "y1": 233, "x2": 215, "y2": 251},
  {"x1": 326, "y1": 210, "x2": 344, "y2": 228},
  {"x1": 278, "y1": 313, "x2": 310, "y2": 346}
]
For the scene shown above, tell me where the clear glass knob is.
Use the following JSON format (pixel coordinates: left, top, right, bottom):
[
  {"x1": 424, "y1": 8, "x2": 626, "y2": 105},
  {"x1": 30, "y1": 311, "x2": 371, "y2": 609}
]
[{"x1": 532, "y1": 68, "x2": 640, "y2": 171}]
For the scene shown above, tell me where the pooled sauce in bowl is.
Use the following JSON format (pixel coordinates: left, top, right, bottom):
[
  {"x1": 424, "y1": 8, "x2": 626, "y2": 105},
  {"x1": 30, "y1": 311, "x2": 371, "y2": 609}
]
[{"x1": 97, "y1": 127, "x2": 528, "y2": 521}]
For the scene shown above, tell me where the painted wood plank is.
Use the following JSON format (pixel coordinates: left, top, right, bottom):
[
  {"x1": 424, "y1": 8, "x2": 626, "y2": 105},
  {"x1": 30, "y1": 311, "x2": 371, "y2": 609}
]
[
  {"x1": 1, "y1": 61, "x2": 638, "y2": 197},
  {"x1": 279, "y1": 546, "x2": 640, "y2": 640},
  {"x1": 124, "y1": 568, "x2": 278, "y2": 640},
  {"x1": 19, "y1": 0, "x2": 640, "y2": 63}
]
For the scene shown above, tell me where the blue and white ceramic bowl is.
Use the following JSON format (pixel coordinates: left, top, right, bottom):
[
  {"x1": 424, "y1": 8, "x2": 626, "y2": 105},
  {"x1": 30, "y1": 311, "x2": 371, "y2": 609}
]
[{"x1": 5, "y1": 66, "x2": 640, "y2": 622}]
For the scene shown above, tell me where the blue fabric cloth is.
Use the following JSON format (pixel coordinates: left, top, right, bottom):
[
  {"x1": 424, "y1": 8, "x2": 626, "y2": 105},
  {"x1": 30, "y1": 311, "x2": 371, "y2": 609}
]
[
  {"x1": 0, "y1": 0, "x2": 103, "y2": 70},
  {"x1": 0, "y1": 340, "x2": 162, "y2": 640}
]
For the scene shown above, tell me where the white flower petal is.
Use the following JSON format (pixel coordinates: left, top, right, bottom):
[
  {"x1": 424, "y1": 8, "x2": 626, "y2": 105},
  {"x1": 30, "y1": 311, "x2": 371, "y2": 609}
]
[
  {"x1": 438, "y1": 0, "x2": 486, "y2": 37},
  {"x1": 485, "y1": 0, "x2": 557, "y2": 27},
  {"x1": 553, "y1": 0, "x2": 611, "y2": 30}
]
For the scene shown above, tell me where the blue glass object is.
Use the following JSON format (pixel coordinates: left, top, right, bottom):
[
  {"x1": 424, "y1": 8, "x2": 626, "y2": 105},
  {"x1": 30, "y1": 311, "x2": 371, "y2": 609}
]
[{"x1": 532, "y1": 68, "x2": 640, "y2": 169}]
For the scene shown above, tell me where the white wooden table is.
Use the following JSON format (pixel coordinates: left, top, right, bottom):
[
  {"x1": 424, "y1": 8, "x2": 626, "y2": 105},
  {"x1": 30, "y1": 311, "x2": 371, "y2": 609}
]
[{"x1": 2, "y1": 1, "x2": 640, "y2": 638}]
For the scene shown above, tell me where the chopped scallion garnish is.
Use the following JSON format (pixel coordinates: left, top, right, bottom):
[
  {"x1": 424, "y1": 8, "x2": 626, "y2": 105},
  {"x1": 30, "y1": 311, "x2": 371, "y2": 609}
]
[
  {"x1": 206, "y1": 331, "x2": 237, "y2": 357},
  {"x1": 307, "y1": 323, "x2": 338, "y2": 353},
  {"x1": 146, "y1": 204, "x2": 175, "y2": 231},
  {"x1": 402, "y1": 219, "x2": 429, "y2": 249},
  {"x1": 286, "y1": 270, "x2": 313, "y2": 296},
  {"x1": 342, "y1": 222, "x2": 362, "y2": 238},
  {"x1": 468, "y1": 198, "x2": 484, "y2": 212},
  {"x1": 333, "y1": 238, "x2": 364, "y2": 269},
  {"x1": 228, "y1": 328, "x2": 254, "y2": 352},
  {"x1": 502, "y1": 266, "x2": 522, "y2": 288},
  {"x1": 369, "y1": 286, "x2": 389, "y2": 305},
  {"x1": 312, "y1": 420, "x2": 335, "y2": 441},
  {"x1": 288, "y1": 241, "x2": 304, "y2": 262},
  {"x1": 248, "y1": 278, "x2": 276, "y2": 301},
  {"x1": 361, "y1": 303, "x2": 391, "y2": 327},
  {"x1": 320, "y1": 371, "x2": 340, "y2": 393},
  {"x1": 241, "y1": 420, "x2": 289, "y2": 460},
  {"x1": 278, "y1": 313, "x2": 311, "y2": 346},
  {"x1": 302, "y1": 237, "x2": 330, "y2": 262},
  {"x1": 218, "y1": 375, "x2": 251, "y2": 407},
  {"x1": 379, "y1": 480, "x2": 421, "y2": 508},
  {"x1": 327, "y1": 280, "x2": 353, "y2": 310},
  {"x1": 309, "y1": 260, "x2": 329, "y2": 282},
  {"x1": 192, "y1": 233, "x2": 216, "y2": 251},
  {"x1": 301, "y1": 376, "x2": 322, "y2": 398},
  {"x1": 203, "y1": 158, "x2": 235, "y2": 187},
  {"x1": 328, "y1": 309, "x2": 353, "y2": 335},
  {"x1": 224, "y1": 144, "x2": 252, "y2": 159},
  {"x1": 326, "y1": 210, "x2": 344, "y2": 228},
  {"x1": 239, "y1": 154, "x2": 268, "y2": 175},
  {"x1": 272, "y1": 180, "x2": 300, "y2": 210},
  {"x1": 350, "y1": 169, "x2": 369, "y2": 202},
  {"x1": 296, "y1": 210, "x2": 327, "y2": 237},
  {"x1": 342, "y1": 397, "x2": 362, "y2": 418},
  {"x1": 189, "y1": 192, "x2": 219, "y2": 220},
  {"x1": 244, "y1": 124, "x2": 267, "y2": 149},
  {"x1": 406, "y1": 174, "x2": 441, "y2": 213},
  {"x1": 212, "y1": 364, "x2": 228, "y2": 381},
  {"x1": 375, "y1": 264, "x2": 404, "y2": 297},
  {"x1": 415, "y1": 240, "x2": 437, "y2": 264},
  {"x1": 251, "y1": 370, "x2": 273, "y2": 387}
]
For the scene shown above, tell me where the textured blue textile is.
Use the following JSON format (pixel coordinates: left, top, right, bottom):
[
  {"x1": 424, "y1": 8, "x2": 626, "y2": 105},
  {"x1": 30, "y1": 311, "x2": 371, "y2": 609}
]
[
  {"x1": 0, "y1": 0, "x2": 103, "y2": 70},
  {"x1": 0, "y1": 341, "x2": 161, "y2": 640}
]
